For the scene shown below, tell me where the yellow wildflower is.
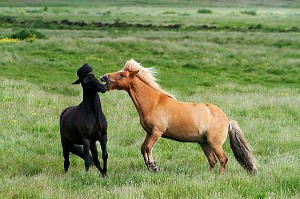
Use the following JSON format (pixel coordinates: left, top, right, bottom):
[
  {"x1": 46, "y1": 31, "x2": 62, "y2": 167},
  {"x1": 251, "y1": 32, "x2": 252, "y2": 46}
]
[
  {"x1": 25, "y1": 34, "x2": 37, "y2": 42},
  {"x1": 0, "y1": 37, "x2": 19, "y2": 43}
]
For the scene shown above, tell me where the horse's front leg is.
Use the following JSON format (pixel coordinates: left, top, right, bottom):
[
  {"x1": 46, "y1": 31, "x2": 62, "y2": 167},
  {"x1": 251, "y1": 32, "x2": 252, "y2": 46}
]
[
  {"x1": 82, "y1": 138, "x2": 91, "y2": 172},
  {"x1": 141, "y1": 130, "x2": 162, "y2": 173},
  {"x1": 90, "y1": 141, "x2": 103, "y2": 175},
  {"x1": 99, "y1": 133, "x2": 108, "y2": 177},
  {"x1": 141, "y1": 133, "x2": 150, "y2": 167}
]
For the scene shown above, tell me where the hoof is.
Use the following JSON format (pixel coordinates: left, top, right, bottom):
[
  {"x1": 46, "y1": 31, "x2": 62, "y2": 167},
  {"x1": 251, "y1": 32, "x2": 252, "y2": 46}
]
[
  {"x1": 153, "y1": 166, "x2": 159, "y2": 173},
  {"x1": 99, "y1": 168, "x2": 107, "y2": 177},
  {"x1": 147, "y1": 162, "x2": 159, "y2": 173}
]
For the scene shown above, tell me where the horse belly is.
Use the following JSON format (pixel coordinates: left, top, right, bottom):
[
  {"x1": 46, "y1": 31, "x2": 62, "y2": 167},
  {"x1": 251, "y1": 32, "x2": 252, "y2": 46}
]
[
  {"x1": 162, "y1": 131, "x2": 204, "y2": 142},
  {"x1": 163, "y1": 107, "x2": 208, "y2": 142},
  {"x1": 163, "y1": 125, "x2": 205, "y2": 142}
]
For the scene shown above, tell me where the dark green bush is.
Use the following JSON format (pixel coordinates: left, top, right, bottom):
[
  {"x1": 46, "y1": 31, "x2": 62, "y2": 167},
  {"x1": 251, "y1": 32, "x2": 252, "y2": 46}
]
[
  {"x1": 197, "y1": 9, "x2": 212, "y2": 14},
  {"x1": 10, "y1": 29, "x2": 46, "y2": 40},
  {"x1": 240, "y1": 10, "x2": 256, "y2": 15}
]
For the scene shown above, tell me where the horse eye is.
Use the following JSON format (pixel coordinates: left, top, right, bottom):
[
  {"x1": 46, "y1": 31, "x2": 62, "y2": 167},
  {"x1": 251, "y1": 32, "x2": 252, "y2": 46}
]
[{"x1": 120, "y1": 73, "x2": 126, "y2": 78}]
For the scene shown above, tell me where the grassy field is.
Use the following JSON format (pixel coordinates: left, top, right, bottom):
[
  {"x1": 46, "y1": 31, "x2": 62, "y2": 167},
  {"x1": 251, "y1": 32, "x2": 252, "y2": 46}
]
[{"x1": 0, "y1": 0, "x2": 300, "y2": 198}]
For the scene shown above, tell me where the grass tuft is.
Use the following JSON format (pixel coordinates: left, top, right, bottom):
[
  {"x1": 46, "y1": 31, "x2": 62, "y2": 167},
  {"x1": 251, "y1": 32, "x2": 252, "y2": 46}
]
[
  {"x1": 197, "y1": 9, "x2": 212, "y2": 14},
  {"x1": 240, "y1": 10, "x2": 257, "y2": 15}
]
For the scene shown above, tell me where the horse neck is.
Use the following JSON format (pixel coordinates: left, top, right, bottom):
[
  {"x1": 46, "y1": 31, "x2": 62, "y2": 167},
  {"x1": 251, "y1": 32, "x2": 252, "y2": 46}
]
[
  {"x1": 82, "y1": 90, "x2": 101, "y2": 116},
  {"x1": 127, "y1": 77, "x2": 161, "y2": 118}
]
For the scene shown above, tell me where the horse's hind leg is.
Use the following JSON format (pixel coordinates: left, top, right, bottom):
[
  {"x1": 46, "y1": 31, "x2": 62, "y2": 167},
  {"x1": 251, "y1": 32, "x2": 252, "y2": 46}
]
[
  {"x1": 199, "y1": 143, "x2": 217, "y2": 171},
  {"x1": 62, "y1": 141, "x2": 70, "y2": 173},
  {"x1": 70, "y1": 144, "x2": 93, "y2": 164},
  {"x1": 99, "y1": 134, "x2": 108, "y2": 176},
  {"x1": 70, "y1": 144, "x2": 85, "y2": 159},
  {"x1": 90, "y1": 142, "x2": 103, "y2": 175},
  {"x1": 206, "y1": 126, "x2": 228, "y2": 175},
  {"x1": 210, "y1": 144, "x2": 228, "y2": 175}
]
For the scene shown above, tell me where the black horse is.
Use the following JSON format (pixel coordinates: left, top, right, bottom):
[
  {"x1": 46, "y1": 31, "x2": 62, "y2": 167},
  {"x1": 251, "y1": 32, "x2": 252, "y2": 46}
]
[{"x1": 60, "y1": 64, "x2": 108, "y2": 176}]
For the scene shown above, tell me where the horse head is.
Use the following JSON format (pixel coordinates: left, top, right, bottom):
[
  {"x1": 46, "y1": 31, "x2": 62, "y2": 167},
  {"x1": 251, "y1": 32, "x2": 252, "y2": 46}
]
[
  {"x1": 100, "y1": 70, "x2": 139, "y2": 91},
  {"x1": 72, "y1": 63, "x2": 106, "y2": 93},
  {"x1": 82, "y1": 74, "x2": 106, "y2": 93}
]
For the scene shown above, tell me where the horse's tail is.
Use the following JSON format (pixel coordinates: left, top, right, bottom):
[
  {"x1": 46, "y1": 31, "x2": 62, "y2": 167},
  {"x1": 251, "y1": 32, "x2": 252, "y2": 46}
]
[{"x1": 228, "y1": 119, "x2": 257, "y2": 174}]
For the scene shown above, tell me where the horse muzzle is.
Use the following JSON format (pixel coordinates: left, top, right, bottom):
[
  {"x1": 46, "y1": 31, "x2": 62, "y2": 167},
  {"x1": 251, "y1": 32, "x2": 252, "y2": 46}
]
[{"x1": 100, "y1": 75, "x2": 110, "y2": 90}]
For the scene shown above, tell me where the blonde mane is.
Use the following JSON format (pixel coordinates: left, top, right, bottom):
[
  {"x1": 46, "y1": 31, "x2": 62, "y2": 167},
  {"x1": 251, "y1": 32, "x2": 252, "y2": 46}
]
[{"x1": 123, "y1": 59, "x2": 176, "y2": 99}]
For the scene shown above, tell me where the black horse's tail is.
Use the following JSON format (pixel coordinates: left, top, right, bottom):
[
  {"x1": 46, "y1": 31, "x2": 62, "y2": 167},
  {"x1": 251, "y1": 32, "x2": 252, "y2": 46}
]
[{"x1": 228, "y1": 119, "x2": 257, "y2": 174}]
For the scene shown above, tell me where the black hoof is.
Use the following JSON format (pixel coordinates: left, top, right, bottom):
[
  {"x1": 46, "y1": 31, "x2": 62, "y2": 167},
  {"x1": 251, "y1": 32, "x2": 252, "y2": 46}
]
[
  {"x1": 146, "y1": 162, "x2": 159, "y2": 173},
  {"x1": 153, "y1": 166, "x2": 159, "y2": 173}
]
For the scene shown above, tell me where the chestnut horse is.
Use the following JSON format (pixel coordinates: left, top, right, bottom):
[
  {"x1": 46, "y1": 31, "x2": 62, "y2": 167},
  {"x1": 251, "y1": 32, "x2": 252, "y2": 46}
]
[{"x1": 101, "y1": 59, "x2": 257, "y2": 174}]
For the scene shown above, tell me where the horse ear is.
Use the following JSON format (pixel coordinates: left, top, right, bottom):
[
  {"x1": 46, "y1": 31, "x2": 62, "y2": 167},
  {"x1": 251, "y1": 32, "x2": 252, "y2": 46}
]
[{"x1": 130, "y1": 70, "x2": 139, "y2": 77}]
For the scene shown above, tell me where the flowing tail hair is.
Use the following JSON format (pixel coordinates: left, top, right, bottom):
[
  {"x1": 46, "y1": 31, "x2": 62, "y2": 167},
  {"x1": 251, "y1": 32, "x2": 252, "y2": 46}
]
[{"x1": 228, "y1": 119, "x2": 257, "y2": 174}]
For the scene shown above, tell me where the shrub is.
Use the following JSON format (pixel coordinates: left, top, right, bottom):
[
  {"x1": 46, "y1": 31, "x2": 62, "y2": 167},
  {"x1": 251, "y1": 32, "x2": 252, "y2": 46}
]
[
  {"x1": 197, "y1": 9, "x2": 212, "y2": 14},
  {"x1": 9, "y1": 29, "x2": 46, "y2": 41},
  {"x1": 240, "y1": 10, "x2": 256, "y2": 16}
]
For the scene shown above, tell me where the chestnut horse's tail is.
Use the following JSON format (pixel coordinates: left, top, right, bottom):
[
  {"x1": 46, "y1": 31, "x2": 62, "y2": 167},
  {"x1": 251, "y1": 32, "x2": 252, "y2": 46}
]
[{"x1": 228, "y1": 119, "x2": 257, "y2": 174}]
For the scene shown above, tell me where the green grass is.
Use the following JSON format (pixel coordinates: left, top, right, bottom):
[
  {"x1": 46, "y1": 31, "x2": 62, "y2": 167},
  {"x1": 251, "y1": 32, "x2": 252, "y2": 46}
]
[{"x1": 0, "y1": 0, "x2": 300, "y2": 198}]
